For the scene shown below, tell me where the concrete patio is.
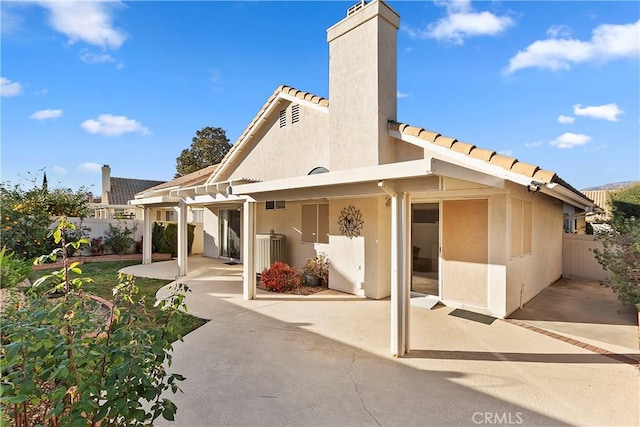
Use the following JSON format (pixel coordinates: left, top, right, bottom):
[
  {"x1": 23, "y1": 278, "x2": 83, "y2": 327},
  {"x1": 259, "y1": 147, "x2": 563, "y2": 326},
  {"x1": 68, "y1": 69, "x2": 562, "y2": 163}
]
[{"x1": 121, "y1": 257, "x2": 639, "y2": 426}]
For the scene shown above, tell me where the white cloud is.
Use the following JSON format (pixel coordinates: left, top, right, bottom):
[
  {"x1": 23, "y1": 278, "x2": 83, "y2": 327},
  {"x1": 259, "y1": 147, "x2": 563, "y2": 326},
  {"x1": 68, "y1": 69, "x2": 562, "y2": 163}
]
[
  {"x1": 573, "y1": 103, "x2": 623, "y2": 122},
  {"x1": 29, "y1": 108, "x2": 63, "y2": 120},
  {"x1": 77, "y1": 162, "x2": 102, "y2": 173},
  {"x1": 81, "y1": 114, "x2": 150, "y2": 136},
  {"x1": 80, "y1": 50, "x2": 124, "y2": 68},
  {"x1": 37, "y1": 1, "x2": 126, "y2": 49},
  {"x1": 506, "y1": 19, "x2": 640, "y2": 73},
  {"x1": 405, "y1": 0, "x2": 514, "y2": 45},
  {"x1": 549, "y1": 132, "x2": 592, "y2": 149},
  {"x1": 52, "y1": 166, "x2": 68, "y2": 175},
  {"x1": 499, "y1": 149, "x2": 514, "y2": 157},
  {"x1": 525, "y1": 141, "x2": 544, "y2": 148},
  {"x1": 546, "y1": 25, "x2": 572, "y2": 38},
  {"x1": 397, "y1": 91, "x2": 410, "y2": 98},
  {"x1": 557, "y1": 115, "x2": 575, "y2": 124},
  {"x1": 1, "y1": 77, "x2": 23, "y2": 97}
]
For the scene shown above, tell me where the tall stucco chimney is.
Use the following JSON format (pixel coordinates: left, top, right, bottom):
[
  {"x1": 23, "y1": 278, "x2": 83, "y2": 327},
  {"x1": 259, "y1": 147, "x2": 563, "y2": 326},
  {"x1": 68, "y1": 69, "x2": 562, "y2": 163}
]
[
  {"x1": 101, "y1": 164, "x2": 111, "y2": 204},
  {"x1": 327, "y1": 0, "x2": 399, "y2": 170}
]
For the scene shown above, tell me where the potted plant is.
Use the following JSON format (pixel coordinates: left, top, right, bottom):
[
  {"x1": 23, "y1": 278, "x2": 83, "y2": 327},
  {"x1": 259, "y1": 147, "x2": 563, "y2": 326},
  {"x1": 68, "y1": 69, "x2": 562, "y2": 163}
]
[{"x1": 303, "y1": 253, "x2": 329, "y2": 286}]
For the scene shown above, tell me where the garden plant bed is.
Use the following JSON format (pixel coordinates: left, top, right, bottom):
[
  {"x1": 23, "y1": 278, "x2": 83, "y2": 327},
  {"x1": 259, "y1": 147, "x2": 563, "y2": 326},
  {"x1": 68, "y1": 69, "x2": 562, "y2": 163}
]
[{"x1": 32, "y1": 253, "x2": 172, "y2": 271}]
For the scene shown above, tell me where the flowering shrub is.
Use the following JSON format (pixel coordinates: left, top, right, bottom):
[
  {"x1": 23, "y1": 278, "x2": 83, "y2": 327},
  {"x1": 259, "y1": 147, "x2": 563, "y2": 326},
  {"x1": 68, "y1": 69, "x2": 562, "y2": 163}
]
[{"x1": 260, "y1": 262, "x2": 301, "y2": 292}]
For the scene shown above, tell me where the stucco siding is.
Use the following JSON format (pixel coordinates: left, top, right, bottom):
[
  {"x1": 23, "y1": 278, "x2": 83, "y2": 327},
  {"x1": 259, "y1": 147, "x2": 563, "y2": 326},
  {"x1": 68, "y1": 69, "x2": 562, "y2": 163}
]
[
  {"x1": 506, "y1": 183, "x2": 563, "y2": 316},
  {"x1": 203, "y1": 207, "x2": 219, "y2": 258},
  {"x1": 229, "y1": 102, "x2": 330, "y2": 182}
]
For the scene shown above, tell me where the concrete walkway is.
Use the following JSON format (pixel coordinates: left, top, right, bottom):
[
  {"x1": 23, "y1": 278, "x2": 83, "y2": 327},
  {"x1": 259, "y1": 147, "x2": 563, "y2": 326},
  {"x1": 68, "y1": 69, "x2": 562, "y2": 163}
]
[{"x1": 122, "y1": 259, "x2": 639, "y2": 426}]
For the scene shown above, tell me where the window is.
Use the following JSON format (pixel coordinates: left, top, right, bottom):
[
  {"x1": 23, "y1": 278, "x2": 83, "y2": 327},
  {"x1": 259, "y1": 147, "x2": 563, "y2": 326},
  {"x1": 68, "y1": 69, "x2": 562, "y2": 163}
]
[
  {"x1": 292, "y1": 104, "x2": 300, "y2": 124},
  {"x1": 165, "y1": 210, "x2": 174, "y2": 222},
  {"x1": 510, "y1": 198, "x2": 532, "y2": 257},
  {"x1": 279, "y1": 109, "x2": 286, "y2": 127},
  {"x1": 156, "y1": 211, "x2": 162, "y2": 221},
  {"x1": 301, "y1": 203, "x2": 329, "y2": 244},
  {"x1": 266, "y1": 201, "x2": 286, "y2": 210}
]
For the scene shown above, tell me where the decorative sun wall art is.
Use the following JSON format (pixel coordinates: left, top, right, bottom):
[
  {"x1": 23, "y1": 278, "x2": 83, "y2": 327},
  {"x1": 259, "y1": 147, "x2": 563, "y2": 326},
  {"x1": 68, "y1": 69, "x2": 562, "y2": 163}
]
[{"x1": 338, "y1": 205, "x2": 364, "y2": 238}]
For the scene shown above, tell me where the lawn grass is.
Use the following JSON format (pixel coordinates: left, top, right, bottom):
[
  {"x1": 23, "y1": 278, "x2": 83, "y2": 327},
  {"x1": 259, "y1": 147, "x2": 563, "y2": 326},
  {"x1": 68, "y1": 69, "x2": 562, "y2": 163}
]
[{"x1": 29, "y1": 260, "x2": 207, "y2": 339}]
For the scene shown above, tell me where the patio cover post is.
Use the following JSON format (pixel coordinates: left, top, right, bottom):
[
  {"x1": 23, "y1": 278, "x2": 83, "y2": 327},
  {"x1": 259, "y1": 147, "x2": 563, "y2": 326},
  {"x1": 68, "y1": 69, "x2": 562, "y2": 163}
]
[
  {"x1": 142, "y1": 207, "x2": 152, "y2": 264},
  {"x1": 390, "y1": 192, "x2": 410, "y2": 357},
  {"x1": 242, "y1": 200, "x2": 256, "y2": 300},
  {"x1": 177, "y1": 202, "x2": 188, "y2": 277}
]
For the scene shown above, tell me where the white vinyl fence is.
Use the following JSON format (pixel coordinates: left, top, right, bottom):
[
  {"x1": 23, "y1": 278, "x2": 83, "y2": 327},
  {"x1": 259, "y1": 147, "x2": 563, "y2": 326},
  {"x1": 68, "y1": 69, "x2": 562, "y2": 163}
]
[
  {"x1": 562, "y1": 234, "x2": 611, "y2": 281},
  {"x1": 66, "y1": 217, "x2": 143, "y2": 256},
  {"x1": 65, "y1": 217, "x2": 204, "y2": 255}
]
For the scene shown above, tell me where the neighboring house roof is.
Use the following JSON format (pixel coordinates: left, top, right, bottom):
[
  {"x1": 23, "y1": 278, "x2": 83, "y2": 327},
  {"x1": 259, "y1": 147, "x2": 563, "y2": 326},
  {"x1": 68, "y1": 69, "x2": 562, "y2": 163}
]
[{"x1": 107, "y1": 177, "x2": 165, "y2": 205}]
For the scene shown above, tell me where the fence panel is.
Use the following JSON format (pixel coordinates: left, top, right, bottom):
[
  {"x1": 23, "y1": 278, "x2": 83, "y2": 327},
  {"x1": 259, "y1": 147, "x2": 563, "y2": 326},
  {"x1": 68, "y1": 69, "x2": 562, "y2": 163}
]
[{"x1": 562, "y1": 234, "x2": 611, "y2": 281}]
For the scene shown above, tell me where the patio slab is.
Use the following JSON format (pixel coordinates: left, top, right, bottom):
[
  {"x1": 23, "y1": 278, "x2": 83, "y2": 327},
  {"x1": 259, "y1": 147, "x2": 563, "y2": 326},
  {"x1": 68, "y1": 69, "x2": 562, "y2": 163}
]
[{"x1": 118, "y1": 259, "x2": 640, "y2": 427}]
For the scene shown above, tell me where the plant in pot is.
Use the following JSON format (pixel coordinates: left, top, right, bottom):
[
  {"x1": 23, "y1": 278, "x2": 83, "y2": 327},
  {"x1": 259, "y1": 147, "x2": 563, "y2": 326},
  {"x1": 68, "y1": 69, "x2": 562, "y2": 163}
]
[{"x1": 303, "y1": 253, "x2": 329, "y2": 287}]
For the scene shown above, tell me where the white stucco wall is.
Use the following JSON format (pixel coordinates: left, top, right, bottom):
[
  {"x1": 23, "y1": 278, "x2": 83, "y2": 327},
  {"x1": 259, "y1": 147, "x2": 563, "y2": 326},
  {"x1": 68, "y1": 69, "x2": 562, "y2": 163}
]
[
  {"x1": 203, "y1": 207, "x2": 219, "y2": 258},
  {"x1": 229, "y1": 103, "x2": 330, "y2": 182},
  {"x1": 505, "y1": 183, "x2": 563, "y2": 316}
]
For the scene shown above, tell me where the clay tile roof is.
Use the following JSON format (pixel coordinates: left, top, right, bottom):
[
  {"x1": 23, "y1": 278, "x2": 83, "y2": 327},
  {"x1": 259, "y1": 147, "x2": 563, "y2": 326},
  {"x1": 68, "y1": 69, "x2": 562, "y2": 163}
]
[
  {"x1": 533, "y1": 169, "x2": 557, "y2": 183},
  {"x1": 510, "y1": 161, "x2": 539, "y2": 178},
  {"x1": 434, "y1": 135, "x2": 457, "y2": 148},
  {"x1": 389, "y1": 120, "x2": 589, "y2": 201},
  {"x1": 451, "y1": 141, "x2": 476, "y2": 155},
  {"x1": 404, "y1": 126, "x2": 423, "y2": 137},
  {"x1": 417, "y1": 129, "x2": 440, "y2": 143},
  {"x1": 489, "y1": 154, "x2": 518, "y2": 170},
  {"x1": 468, "y1": 147, "x2": 496, "y2": 161}
]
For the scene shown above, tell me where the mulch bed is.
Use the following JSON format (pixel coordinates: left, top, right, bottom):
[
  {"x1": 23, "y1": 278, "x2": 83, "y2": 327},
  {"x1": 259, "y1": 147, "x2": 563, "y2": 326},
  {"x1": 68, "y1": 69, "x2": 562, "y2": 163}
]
[{"x1": 257, "y1": 282, "x2": 329, "y2": 296}]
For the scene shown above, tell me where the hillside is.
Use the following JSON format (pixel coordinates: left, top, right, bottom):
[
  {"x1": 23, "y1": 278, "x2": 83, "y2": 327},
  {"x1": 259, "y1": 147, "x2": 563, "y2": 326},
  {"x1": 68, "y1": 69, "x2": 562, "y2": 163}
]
[{"x1": 581, "y1": 181, "x2": 639, "y2": 191}]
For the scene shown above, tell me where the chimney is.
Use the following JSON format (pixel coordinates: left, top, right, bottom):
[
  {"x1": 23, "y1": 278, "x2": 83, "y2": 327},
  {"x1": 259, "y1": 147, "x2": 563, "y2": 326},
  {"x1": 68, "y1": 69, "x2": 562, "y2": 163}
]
[
  {"x1": 101, "y1": 164, "x2": 111, "y2": 204},
  {"x1": 327, "y1": 0, "x2": 400, "y2": 170}
]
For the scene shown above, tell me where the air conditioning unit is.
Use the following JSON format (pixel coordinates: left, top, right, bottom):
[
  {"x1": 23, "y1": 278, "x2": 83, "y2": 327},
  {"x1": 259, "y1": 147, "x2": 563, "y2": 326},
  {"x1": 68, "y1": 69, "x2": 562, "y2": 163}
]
[{"x1": 255, "y1": 233, "x2": 286, "y2": 274}]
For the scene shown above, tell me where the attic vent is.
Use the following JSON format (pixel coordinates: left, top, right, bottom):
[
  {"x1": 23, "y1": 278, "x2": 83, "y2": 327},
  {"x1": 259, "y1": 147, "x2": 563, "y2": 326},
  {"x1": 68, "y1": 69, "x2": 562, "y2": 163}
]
[
  {"x1": 279, "y1": 109, "x2": 286, "y2": 128},
  {"x1": 347, "y1": 0, "x2": 367, "y2": 16},
  {"x1": 292, "y1": 104, "x2": 300, "y2": 124}
]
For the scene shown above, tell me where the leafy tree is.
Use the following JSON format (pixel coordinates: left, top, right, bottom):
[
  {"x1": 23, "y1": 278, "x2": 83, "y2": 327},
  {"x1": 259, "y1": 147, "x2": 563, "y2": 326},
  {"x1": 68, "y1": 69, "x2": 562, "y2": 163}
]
[
  {"x1": 175, "y1": 126, "x2": 231, "y2": 178},
  {"x1": 593, "y1": 183, "x2": 640, "y2": 308},
  {"x1": 0, "y1": 180, "x2": 93, "y2": 260}
]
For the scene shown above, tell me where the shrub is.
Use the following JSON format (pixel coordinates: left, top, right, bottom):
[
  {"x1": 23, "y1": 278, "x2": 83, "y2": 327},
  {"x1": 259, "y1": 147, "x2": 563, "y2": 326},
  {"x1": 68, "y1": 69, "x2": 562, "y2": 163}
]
[
  {"x1": 1, "y1": 217, "x2": 187, "y2": 425},
  {"x1": 153, "y1": 222, "x2": 196, "y2": 257},
  {"x1": 0, "y1": 246, "x2": 32, "y2": 288},
  {"x1": 593, "y1": 216, "x2": 640, "y2": 308},
  {"x1": 260, "y1": 262, "x2": 301, "y2": 292},
  {"x1": 303, "y1": 253, "x2": 329, "y2": 285},
  {"x1": 104, "y1": 222, "x2": 136, "y2": 255}
]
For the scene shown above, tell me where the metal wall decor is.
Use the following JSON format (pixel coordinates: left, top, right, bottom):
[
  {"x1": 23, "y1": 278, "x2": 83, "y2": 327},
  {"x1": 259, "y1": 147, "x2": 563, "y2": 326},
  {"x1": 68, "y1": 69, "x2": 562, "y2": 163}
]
[{"x1": 338, "y1": 205, "x2": 364, "y2": 238}]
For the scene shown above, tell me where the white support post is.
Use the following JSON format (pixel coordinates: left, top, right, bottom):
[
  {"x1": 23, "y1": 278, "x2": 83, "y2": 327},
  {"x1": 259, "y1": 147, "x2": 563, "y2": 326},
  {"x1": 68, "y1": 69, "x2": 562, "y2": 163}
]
[
  {"x1": 142, "y1": 207, "x2": 152, "y2": 265},
  {"x1": 177, "y1": 202, "x2": 188, "y2": 277},
  {"x1": 242, "y1": 200, "x2": 257, "y2": 300},
  {"x1": 390, "y1": 191, "x2": 409, "y2": 357},
  {"x1": 401, "y1": 193, "x2": 411, "y2": 354}
]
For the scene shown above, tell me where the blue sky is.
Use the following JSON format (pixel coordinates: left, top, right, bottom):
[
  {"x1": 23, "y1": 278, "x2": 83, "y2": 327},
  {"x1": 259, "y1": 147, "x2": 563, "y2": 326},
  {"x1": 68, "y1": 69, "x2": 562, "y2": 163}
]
[{"x1": 2, "y1": 0, "x2": 639, "y2": 195}]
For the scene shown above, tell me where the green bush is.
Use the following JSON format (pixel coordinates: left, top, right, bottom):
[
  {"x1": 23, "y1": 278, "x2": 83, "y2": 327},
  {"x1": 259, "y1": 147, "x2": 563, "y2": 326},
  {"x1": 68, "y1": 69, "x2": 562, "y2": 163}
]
[
  {"x1": 104, "y1": 222, "x2": 136, "y2": 255},
  {"x1": 0, "y1": 246, "x2": 32, "y2": 288},
  {"x1": 153, "y1": 222, "x2": 195, "y2": 257},
  {"x1": 1, "y1": 217, "x2": 186, "y2": 425}
]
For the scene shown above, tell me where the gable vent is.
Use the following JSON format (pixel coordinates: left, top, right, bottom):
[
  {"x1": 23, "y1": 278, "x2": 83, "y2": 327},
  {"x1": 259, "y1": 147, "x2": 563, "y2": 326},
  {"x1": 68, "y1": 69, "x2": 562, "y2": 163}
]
[
  {"x1": 279, "y1": 109, "x2": 286, "y2": 128},
  {"x1": 292, "y1": 104, "x2": 300, "y2": 124}
]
